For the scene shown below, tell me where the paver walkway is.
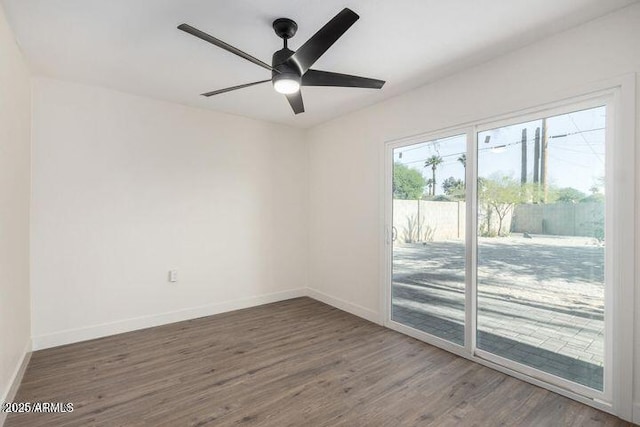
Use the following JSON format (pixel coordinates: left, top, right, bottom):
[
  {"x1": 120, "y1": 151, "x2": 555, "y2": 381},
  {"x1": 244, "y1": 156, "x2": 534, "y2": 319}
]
[{"x1": 392, "y1": 235, "x2": 605, "y2": 390}]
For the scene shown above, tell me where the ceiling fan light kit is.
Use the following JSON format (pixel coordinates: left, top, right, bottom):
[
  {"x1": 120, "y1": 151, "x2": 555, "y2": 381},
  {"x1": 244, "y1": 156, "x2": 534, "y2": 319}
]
[
  {"x1": 178, "y1": 8, "x2": 385, "y2": 115},
  {"x1": 273, "y1": 74, "x2": 300, "y2": 94}
]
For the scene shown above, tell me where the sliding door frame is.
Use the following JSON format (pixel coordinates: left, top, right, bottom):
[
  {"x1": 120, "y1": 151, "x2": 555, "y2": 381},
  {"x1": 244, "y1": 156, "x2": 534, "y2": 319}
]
[
  {"x1": 383, "y1": 126, "x2": 471, "y2": 357},
  {"x1": 380, "y1": 74, "x2": 636, "y2": 419}
]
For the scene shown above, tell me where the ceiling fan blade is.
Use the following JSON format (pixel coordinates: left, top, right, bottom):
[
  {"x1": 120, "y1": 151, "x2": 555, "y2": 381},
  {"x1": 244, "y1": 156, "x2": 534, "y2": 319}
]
[
  {"x1": 178, "y1": 24, "x2": 277, "y2": 73},
  {"x1": 285, "y1": 91, "x2": 304, "y2": 114},
  {"x1": 287, "y1": 8, "x2": 359, "y2": 75},
  {"x1": 201, "y1": 79, "x2": 271, "y2": 97},
  {"x1": 302, "y1": 69, "x2": 385, "y2": 89}
]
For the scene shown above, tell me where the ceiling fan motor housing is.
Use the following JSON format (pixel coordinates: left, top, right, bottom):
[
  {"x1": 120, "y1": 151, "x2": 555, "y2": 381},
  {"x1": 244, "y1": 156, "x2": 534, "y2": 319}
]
[{"x1": 272, "y1": 47, "x2": 301, "y2": 88}]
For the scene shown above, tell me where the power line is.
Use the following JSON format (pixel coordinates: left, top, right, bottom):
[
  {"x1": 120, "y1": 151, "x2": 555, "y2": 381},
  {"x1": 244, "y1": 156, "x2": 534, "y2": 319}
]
[
  {"x1": 394, "y1": 127, "x2": 606, "y2": 167},
  {"x1": 567, "y1": 116, "x2": 604, "y2": 165},
  {"x1": 548, "y1": 127, "x2": 604, "y2": 139},
  {"x1": 395, "y1": 127, "x2": 604, "y2": 156},
  {"x1": 394, "y1": 134, "x2": 466, "y2": 155}
]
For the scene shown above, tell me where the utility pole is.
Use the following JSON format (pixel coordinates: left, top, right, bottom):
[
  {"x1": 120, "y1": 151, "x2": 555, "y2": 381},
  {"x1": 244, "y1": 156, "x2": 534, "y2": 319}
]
[
  {"x1": 540, "y1": 119, "x2": 549, "y2": 203},
  {"x1": 533, "y1": 127, "x2": 540, "y2": 202},
  {"x1": 520, "y1": 128, "x2": 527, "y2": 186}
]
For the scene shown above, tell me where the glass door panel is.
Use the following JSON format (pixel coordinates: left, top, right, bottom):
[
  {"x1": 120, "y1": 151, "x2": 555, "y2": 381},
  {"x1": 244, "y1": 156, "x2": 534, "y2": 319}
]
[
  {"x1": 476, "y1": 106, "x2": 606, "y2": 391},
  {"x1": 391, "y1": 135, "x2": 467, "y2": 346}
]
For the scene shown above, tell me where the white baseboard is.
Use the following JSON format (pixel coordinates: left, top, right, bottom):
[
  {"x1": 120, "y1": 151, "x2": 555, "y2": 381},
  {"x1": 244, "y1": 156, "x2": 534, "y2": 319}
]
[
  {"x1": 32, "y1": 288, "x2": 306, "y2": 350},
  {"x1": 31, "y1": 288, "x2": 380, "y2": 351},
  {"x1": 306, "y1": 288, "x2": 382, "y2": 325},
  {"x1": 0, "y1": 341, "x2": 32, "y2": 427}
]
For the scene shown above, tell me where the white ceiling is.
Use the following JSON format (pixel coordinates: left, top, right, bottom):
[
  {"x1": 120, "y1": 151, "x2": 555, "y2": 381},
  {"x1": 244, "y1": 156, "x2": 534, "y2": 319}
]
[{"x1": 3, "y1": 0, "x2": 637, "y2": 128}]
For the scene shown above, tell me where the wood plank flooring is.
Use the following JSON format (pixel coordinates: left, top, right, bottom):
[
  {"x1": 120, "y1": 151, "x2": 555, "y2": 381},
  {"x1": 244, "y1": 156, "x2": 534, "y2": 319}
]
[{"x1": 6, "y1": 297, "x2": 631, "y2": 426}]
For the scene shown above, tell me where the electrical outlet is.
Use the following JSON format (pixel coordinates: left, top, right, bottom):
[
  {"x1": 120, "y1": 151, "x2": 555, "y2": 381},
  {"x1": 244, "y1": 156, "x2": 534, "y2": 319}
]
[{"x1": 168, "y1": 270, "x2": 178, "y2": 282}]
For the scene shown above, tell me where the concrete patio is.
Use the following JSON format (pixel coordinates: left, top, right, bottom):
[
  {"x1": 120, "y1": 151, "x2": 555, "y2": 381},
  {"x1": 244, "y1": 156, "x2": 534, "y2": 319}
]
[{"x1": 392, "y1": 235, "x2": 605, "y2": 390}]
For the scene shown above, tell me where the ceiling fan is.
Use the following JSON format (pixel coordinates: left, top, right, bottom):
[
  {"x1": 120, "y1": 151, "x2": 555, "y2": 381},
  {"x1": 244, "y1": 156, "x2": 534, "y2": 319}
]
[{"x1": 178, "y1": 8, "x2": 385, "y2": 115}]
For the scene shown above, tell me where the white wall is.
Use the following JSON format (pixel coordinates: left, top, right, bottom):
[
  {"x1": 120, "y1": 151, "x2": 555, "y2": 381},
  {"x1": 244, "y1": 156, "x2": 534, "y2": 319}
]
[
  {"x1": 0, "y1": 2, "x2": 31, "y2": 412},
  {"x1": 30, "y1": 78, "x2": 307, "y2": 348},
  {"x1": 14, "y1": 1, "x2": 640, "y2": 422},
  {"x1": 307, "y1": 2, "x2": 640, "y2": 420}
]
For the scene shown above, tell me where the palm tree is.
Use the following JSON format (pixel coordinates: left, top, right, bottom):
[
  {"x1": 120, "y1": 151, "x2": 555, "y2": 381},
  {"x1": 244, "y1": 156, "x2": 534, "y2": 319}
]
[
  {"x1": 425, "y1": 178, "x2": 435, "y2": 196},
  {"x1": 424, "y1": 155, "x2": 443, "y2": 195},
  {"x1": 457, "y1": 154, "x2": 466, "y2": 168},
  {"x1": 458, "y1": 153, "x2": 467, "y2": 186}
]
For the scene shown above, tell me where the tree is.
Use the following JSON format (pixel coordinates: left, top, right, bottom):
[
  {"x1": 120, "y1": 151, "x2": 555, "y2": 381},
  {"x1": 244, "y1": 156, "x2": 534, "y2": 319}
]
[
  {"x1": 393, "y1": 163, "x2": 426, "y2": 200},
  {"x1": 442, "y1": 176, "x2": 465, "y2": 199},
  {"x1": 581, "y1": 193, "x2": 604, "y2": 203},
  {"x1": 425, "y1": 178, "x2": 435, "y2": 196},
  {"x1": 479, "y1": 176, "x2": 524, "y2": 236},
  {"x1": 424, "y1": 155, "x2": 443, "y2": 196},
  {"x1": 582, "y1": 183, "x2": 604, "y2": 203},
  {"x1": 550, "y1": 187, "x2": 586, "y2": 203},
  {"x1": 458, "y1": 154, "x2": 467, "y2": 187}
]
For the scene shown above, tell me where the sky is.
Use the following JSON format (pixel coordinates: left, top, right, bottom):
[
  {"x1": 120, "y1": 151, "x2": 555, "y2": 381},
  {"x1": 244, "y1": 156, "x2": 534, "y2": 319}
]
[{"x1": 393, "y1": 105, "x2": 606, "y2": 196}]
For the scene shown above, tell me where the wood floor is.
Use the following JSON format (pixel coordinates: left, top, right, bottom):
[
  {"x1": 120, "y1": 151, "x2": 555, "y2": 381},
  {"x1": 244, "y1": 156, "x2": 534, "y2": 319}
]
[{"x1": 6, "y1": 298, "x2": 631, "y2": 426}]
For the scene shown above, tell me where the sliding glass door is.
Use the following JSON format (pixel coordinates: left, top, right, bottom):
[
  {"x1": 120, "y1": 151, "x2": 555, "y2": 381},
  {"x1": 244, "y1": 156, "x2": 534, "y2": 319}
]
[
  {"x1": 386, "y1": 98, "x2": 617, "y2": 403},
  {"x1": 476, "y1": 106, "x2": 606, "y2": 391}
]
